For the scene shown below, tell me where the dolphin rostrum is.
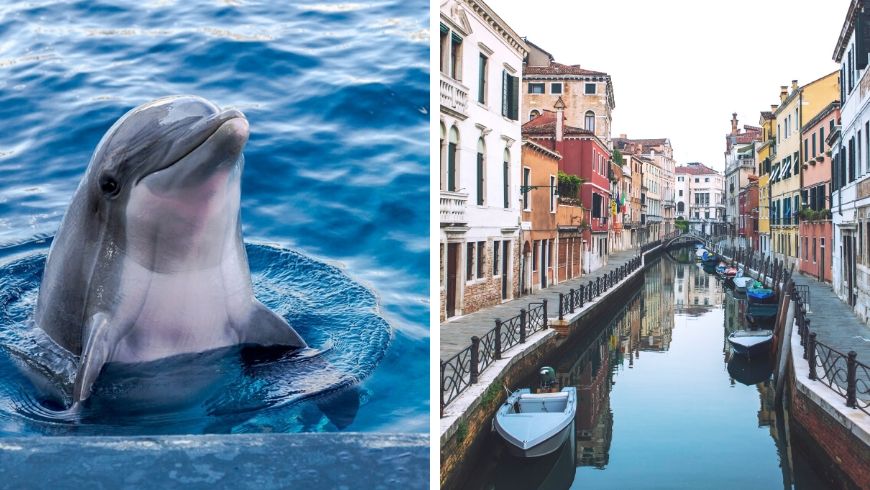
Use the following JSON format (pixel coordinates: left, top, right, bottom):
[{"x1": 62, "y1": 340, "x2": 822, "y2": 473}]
[{"x1": 34, "y1": 95, "x2": 306, "y2": 405}]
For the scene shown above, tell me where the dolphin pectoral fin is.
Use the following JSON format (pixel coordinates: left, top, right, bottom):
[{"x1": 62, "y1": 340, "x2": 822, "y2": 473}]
[
  {"x1": 244, "y1": 301, "x2": 307, "y2": 349},
  {"x1": 72, "y1": 313, "x2": 113, "y2": 404}
]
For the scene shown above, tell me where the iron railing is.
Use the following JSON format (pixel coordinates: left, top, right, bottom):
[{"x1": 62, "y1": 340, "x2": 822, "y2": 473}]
[
  {"x1": 440, "y1": 299, "x2": 547, "y2": 416},
  {"x1": 557, "y1": 256, "x2": 643, "y2": 319}
]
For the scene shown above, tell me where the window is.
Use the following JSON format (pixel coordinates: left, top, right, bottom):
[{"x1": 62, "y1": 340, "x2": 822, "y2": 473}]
[
  {"x1": 476, "y1": 138, "x2": 486, "y2": 205},
  {"x1": 592, "y1": 193, "x2": 602, "y2": 218},
  {"x1": 466, "y1": 243, "x2": 474, "y2": 280},
  {"x1": 522, "y1": 168, "x2": 531, "y2": 210},
  {"x1": 528, "y1": 83, "x2": 545, "y2": 94},
  {"x1": 477, "y1": 54, "x2": 487, "y2": 104},
  {"x1": 450, "y1": 32, "x2": 462, "y2": 80},
  {"x1": 695, "y1": 178, "x2": 699, "y2": 183},
  {"x1": 550, "y1": 83, "x2": 562, "y2": 94},
  {"x1": 866, "y1": 121, "x2": 870, "y2": 172},
  {"x1": 813, "y1": 238, "x2": 817, "y2": 262},
  {"x1": 678, "y1": 190, "x2": 683, "y2": 196},
  {"x1": 529, "y1": 109, "x2": 540, "y2": 121},
  {"x1": 820, "y1": 126, "x2": 825, "y2": 151},
  {"x1": 447, "y1": 126, "x2": 459, "y2": 192},
  {"x1": 585, "y1": 83, "x2": 596, "y2": 94},
  {"x1": 805, "y1": 138, "x2": 809, "y2": 162},
  {"x1": 705, "y1": 177, "x2": 709, "y2": 182},
  {"x1": 550, "y1": 175, "x2": 556, "y2": 212},
  {"x1": 493, "y1": 241, "x2": 500, "y2": 276},
  {"x1": 503, "y1": 149, "x2": 510, "y2": 209},
  {"x1": 477, "y1": 242, "x2": 485, "y2": 279},
  {"x1": 502, "y1": 71, "x2": 519, "y2": 120},
  {"x1": 859, "y1": 129, "x2": 863, "y2": 175},
  {"x1": 585, "y1": 111, "x2": 595, "y2": 132}
]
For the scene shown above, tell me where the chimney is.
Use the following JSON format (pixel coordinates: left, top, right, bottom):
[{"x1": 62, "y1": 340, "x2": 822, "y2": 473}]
[
  {"x1": 791, "y1": 79, "x2": 799, "y2": 91},
  {"x1": 619, "y1": 133, "x2": 627, "y2": 139},
  {"x1": 731, "y1": 113, "x2": 738, "y2": 136},
  {"x1": 780, "y1": 86, "x2": 788, "y2": 103},
  {"x1": 770, "y1": 104, "x2": 778, "y2": 112},
  {"x1": 554, "y1": 97, "x2": 566, "y2": 142}
]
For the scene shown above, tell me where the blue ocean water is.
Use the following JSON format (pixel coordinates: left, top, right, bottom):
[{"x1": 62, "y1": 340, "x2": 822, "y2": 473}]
[{"x1": 0, "y1": 0, "x2": 428, "y2": 434}]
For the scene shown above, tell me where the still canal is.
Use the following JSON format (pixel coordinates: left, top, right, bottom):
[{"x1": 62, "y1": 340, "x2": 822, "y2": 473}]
[{"x1": 460, "y1": 249, "x2": 841, "y2": 490}]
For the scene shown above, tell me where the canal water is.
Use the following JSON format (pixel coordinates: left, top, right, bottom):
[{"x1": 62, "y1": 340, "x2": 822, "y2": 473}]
[{"x1": 461, "y1": 249, "x2": 838, "y2": 490}]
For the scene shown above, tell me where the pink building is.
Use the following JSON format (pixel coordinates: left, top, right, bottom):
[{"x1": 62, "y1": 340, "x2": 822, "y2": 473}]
[{"x1": 798, "y1": 102, "x2": 838, "y2": 282}]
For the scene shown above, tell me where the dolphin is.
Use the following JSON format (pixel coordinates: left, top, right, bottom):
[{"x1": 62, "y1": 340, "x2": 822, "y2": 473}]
[{"x1": 34, "y1": 95, "x2": 306, "y2": 405}]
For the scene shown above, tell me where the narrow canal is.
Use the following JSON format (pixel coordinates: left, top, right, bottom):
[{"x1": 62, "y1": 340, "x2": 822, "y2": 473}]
[{"x1": 460, "y1": 249, "x2": 842, "y2": 490}]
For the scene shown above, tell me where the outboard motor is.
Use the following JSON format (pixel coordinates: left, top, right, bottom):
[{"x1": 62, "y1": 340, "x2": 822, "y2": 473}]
[{"x1": 539, "y1": 366, "x2": 556, "y2": 391}]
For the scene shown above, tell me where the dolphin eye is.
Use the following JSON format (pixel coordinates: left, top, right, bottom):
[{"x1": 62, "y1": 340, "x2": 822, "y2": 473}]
[{"x1": 99, "y1": 175, "x2": 120, "y2": 197}]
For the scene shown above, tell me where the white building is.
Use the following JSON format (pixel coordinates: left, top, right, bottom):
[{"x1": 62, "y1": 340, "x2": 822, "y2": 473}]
[
  {"x1": 675, "y1": 162, "x2": 726, "y2": 235},
  {"x1": 831, "y1": 0, "x2": 870, "y2": 321},
  {"x1": 439, "y1": 0, "x2": 528, "y2": 321}
]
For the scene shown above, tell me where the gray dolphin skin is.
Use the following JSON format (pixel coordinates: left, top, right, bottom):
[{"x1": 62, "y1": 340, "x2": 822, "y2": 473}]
[{"x1": 34, "y1": 95, "x2": 307, "y2": 405}]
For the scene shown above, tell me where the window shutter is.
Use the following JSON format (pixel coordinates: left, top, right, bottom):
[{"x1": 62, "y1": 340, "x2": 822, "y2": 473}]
[
  {"x1": 510, "y1": 75, "x2": 519, "y2": 120},
  {"x1": 502, "y1": 70, "x2": 508, "y2": 117},
  {"x1": 857, "y1": 10, "x2": 870, "y2": 70},
  {"x1": 477, "y1": 153, "x2": 484, "y2": 205}
]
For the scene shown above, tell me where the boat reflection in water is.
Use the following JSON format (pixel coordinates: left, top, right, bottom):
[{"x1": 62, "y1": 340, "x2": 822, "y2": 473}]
[{"x1": 458, "y1": 252, "x2": 841, "y2": 490}]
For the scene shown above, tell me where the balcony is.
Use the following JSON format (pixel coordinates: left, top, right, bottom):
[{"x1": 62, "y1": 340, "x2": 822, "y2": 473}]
[
  {"x1": 440, "y1": 74, "x2": 469, "y2": 120},
  {"x1": 440, "y1": 191, "x2": 468, "y2": 226}
]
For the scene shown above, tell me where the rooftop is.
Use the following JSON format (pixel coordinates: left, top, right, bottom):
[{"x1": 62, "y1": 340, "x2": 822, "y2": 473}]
[{"x1": 676, "y1": 162, "x2": 719, "y2": 176}]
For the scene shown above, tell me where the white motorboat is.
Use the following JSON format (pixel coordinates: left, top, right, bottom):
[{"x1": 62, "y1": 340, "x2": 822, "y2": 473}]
[
  {"x1": 494, "y1": 387, "x2": 577, "y2": 458},
  {"x1": 727, "y1": 329, "x2": 774, "y2": 357},
  {"x1": 733, "y1": 276, "x2": 754, "y2": 292}
]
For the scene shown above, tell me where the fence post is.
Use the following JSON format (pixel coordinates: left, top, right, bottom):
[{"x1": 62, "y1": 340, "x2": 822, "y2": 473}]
[
  {"x1": 807, "y1": 333, "x2": 817, "y2": 380},
  {"x1": 558, "y1": 293, "x2": 564, "y2": 320},
  {"x1": 520, "y1": 308, "x2": 527, "y2": 344},
  {"x1": 802, "y1": 319, "x2": 811, "y2": 357},
  {"x1": 569, "y1": 289, "x2": 575, "y2": 314},
  {"x1": 588, "y1": 281, "x2": 594, "y2": 301},
  {"x1": 579, "y1": 285, "x2": 585, "y2": 308},
  {"x1": 846, "y1": 351, "x2": 858, "y2": 407},
  {"x1": 470, "y1": 336, "x2": 480, "y2": 383},
  {"x1": 542, "y1": 299, "x2": 548, "y2": 330},
  {"x1": 596, "y1": 277, "x2": 601, "y2": 296},
  {"x1": 440, "y1": 361, "x2": 445, "y2": 417},
  {"x1": 494, "y1": 319, "x2": 502, "y2": 360}
]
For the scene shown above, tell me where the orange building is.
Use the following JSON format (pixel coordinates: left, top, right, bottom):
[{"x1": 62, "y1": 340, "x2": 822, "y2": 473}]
[{"x1": 519, "y1": 139, "x2": 560, "y2": 294}]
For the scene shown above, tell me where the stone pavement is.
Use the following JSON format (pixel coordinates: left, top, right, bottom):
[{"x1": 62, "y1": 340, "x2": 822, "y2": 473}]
[
  {"x1": 792, "y1": 273, "x2": 870, "y2": 362},
  {"x1": 440, "y1": 247, "x2": 643, "y2": 362}
]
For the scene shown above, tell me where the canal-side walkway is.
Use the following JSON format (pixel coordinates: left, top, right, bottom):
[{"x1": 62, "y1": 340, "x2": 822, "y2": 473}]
[
  {"x1": 440, "y1": 247, "x2": 642, "y2": 362},
  {"x1": 791, "y1": 273, "x2": 870, "y2": 361}
]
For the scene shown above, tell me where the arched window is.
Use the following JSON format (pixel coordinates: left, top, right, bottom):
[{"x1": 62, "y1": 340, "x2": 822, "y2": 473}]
[
  {"x1": 529, "y1": 109, "x2": 541, "y2": 121},
  {"x1": 677, "y1": 201, "x2": 685, "y2": 213},
  {"x1": 440, "y1": 122, "x2": 447, "y2": 191},
  {"x1": 448, "y1": 126, "x2": 459, "y2": 192},
  {"x1": 503, "y1": 148, "x2": 511, "y2": 209},
  {"x1": 585, "y1": 111, "x2": 595, "y2": 132},
  {"x1": 476, "y1": 138, "x2": 486, "y2": 205}
]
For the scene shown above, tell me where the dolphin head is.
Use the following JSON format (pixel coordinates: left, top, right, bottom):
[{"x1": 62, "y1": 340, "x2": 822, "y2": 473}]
[{"x1": 86, "y1": 95, "x2": 250, "y2": 272}]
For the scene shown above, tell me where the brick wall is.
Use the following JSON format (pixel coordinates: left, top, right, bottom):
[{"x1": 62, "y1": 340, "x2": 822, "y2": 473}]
[{"x1": 788, "y1": 367, "x2": 869, "y2": 488}]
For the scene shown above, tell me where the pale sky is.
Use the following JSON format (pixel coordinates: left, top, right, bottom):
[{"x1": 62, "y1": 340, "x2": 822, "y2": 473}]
[{"x1": 485, "y1": 0, "x2": 850, "y2": 172}]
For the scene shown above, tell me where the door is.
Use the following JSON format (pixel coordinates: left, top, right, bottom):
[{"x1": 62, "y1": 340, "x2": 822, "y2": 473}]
[
  {"x1": 845, "y1": 234, "x2": 855, "y2": 307},
  {"x1": 446, "y1": 243, "x2": 458, "y2": 317},
  {"x1": 540, "y1": 240, "x2": 548, "y2": 289},
  {"x1": 501, "y1": 241, "x2": 509, "y2": 300}
]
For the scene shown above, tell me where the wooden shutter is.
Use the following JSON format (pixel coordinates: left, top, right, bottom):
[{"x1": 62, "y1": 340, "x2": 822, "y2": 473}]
[
  {"x1": 477, "y1": 152, "x2": 484, "y2": 205},
  {"x1": 502, "y1": 70, "x2": 508, "y2": 117},
  {"x1": 857, "y1": 10, "x2": 870, "y2": 70},
  {"x1": 510, "y1": 75, "x2": 519, "y2": 120}
]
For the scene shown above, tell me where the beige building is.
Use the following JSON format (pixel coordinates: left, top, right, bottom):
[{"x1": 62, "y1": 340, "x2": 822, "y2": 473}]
[
  {"x1": 522, "y1": 40, "x2": 615, "y2": 148},
  {"x1": 614, "y1": 137, "x2": 675, "y2": 241}
]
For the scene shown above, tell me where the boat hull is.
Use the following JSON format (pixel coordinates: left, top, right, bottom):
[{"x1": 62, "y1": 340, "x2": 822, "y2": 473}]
[
  {"x1": 728, "y1": 332, "x2": 773, "y2": 357},
  {"x1": 502, "y1": 420, "x2": 573, "y2": 458}
]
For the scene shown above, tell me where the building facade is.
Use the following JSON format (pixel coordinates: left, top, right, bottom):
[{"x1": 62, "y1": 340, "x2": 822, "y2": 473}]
[
  {"x1": 439, "y1": 0, "x2": 528, "y2": 320},
  {"x1": 675, "y1": 162, "x2": 726, "y2": 235},
  {"x1": 519, "y1": 139, "x2": 560, "y2": 294},
  {"x1": 724, "y1": 114, "x2": 761, "y2": 243},
  {"x1": 755, "y1": 109, "x2": 778, "y2": 256},
  {"x1": 831, "y1": 1, "x2": 870, "y2": 318},
  {"x1": 798, "y1": 102, "x2": 839, "y2": 283},
  {"x1": 523, "y1": 40, "x2": 615, "y2": 148}
]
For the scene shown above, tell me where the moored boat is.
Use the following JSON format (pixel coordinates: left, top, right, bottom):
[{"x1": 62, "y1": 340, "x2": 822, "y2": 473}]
[
  {"x1": 747, "y1": 286, "x2": 777, "y2": 304},
  {"x1": 727, "y1": 329, "x2": 774, "y2": 357},
  {"x1": 494, "y1": 386, "x2": 577, "y2": 458},
  {"x1": 733, "y1": 276, "x2": 753, "y2": 292},
  {"x1": 745, "y1": 303, "x2": 778, "y2": 325}
]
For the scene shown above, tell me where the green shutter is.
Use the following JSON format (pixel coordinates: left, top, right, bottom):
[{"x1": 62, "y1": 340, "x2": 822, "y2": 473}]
[
  {"x1": 510, "y1": 75, "x2": 519, "y2": 120},
  {"x1": 502, "y1": 70, "x2": 508, "y2": 117}
]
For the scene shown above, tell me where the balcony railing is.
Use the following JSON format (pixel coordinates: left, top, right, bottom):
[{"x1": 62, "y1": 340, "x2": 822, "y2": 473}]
[
  {"x1": 440, "y1": 75, "x2": 469, "y2": 118},
  {"x1": 440, "y1": 191, "x2": 468, "y2": 225}
]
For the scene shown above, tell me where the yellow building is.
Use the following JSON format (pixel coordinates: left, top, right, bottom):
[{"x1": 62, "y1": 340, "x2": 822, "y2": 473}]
[
  {"x1": 770, "y1": 72, "x2": 838, "y2": 267},
  {"x1": 755, "y1": 109, "x2": 777, "y2": 255}
]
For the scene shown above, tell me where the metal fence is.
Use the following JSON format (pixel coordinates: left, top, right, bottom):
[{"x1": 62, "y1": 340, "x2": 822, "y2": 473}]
[
  {"x1": 793, "y1": 285, "x2": 869, "y2": 415},
  {"x1": 439, "y1": 299, "x2": 547, "y2": 415},
  {"x1": 440, "y1": 242, "x2": 662, "y2": 415}
]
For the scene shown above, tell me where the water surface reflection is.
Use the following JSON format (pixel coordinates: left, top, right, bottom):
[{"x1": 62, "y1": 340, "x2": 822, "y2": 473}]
[{"x1": 461, "y1": 253, "x2": 836, "y2": 490}]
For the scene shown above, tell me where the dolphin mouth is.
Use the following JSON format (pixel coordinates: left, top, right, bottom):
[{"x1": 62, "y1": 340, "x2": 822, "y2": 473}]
[{"x1": 136, "y1": 108, "x2": 247, "y2": 184}]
